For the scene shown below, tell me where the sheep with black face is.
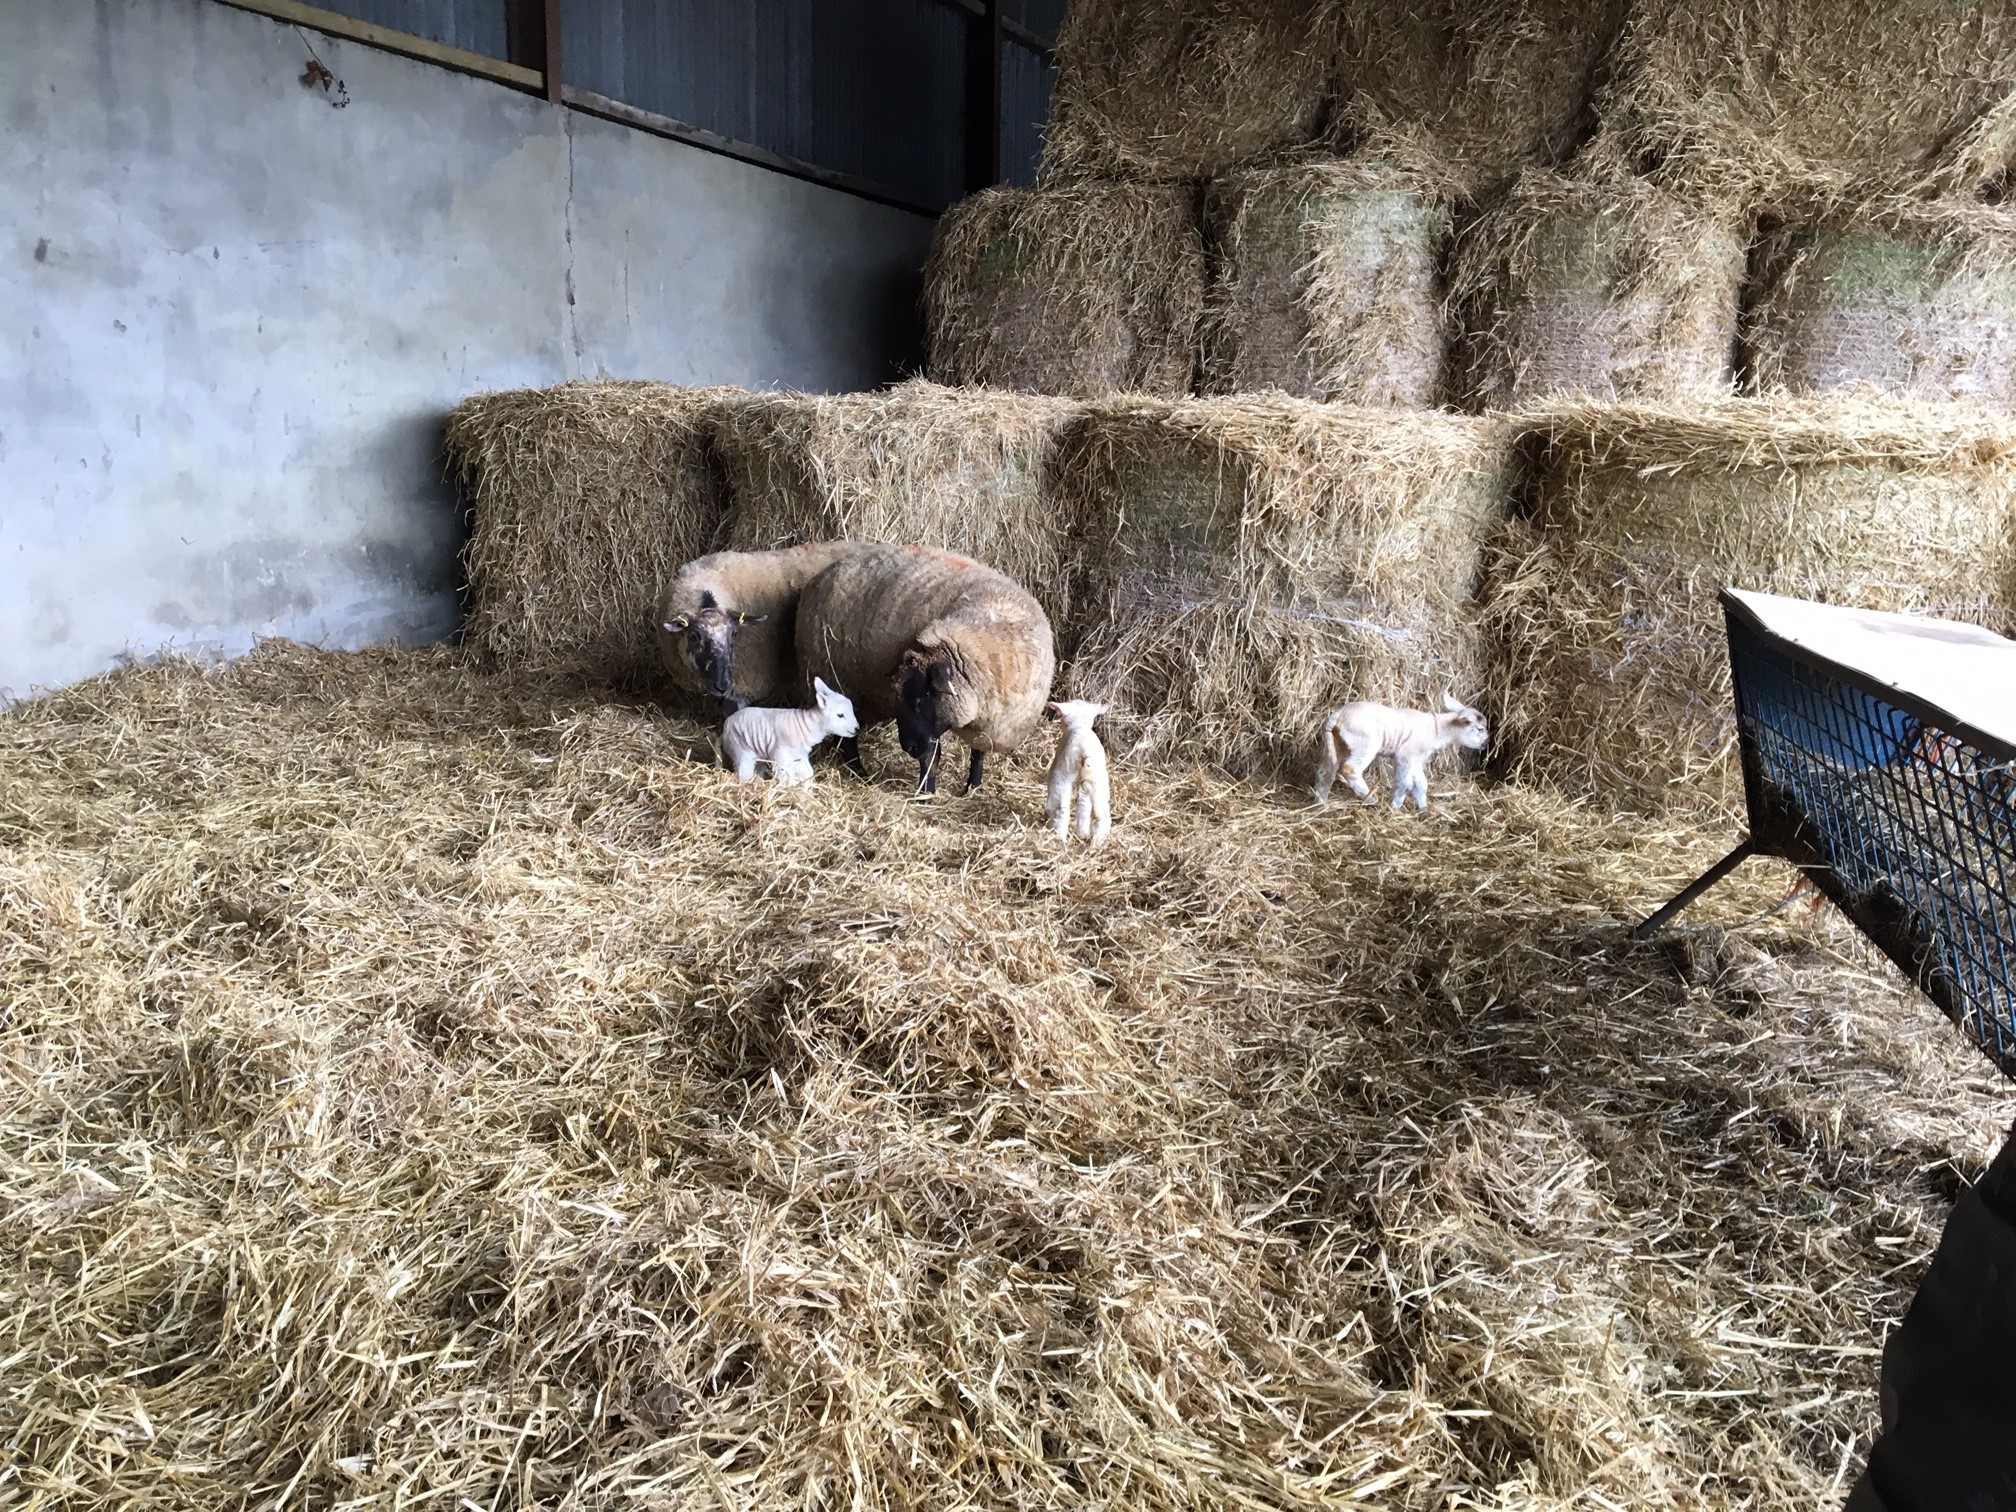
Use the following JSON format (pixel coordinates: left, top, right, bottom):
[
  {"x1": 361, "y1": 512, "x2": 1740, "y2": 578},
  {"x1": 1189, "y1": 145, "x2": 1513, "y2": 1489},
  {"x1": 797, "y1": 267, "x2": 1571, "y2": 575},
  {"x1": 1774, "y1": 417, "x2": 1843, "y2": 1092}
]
[
  {"x1": 793, "y1": 545, "x2": 1055, "y2": 793},
  {"x1": 654, "y1": 542, "x2": 868, "y2": 711}
]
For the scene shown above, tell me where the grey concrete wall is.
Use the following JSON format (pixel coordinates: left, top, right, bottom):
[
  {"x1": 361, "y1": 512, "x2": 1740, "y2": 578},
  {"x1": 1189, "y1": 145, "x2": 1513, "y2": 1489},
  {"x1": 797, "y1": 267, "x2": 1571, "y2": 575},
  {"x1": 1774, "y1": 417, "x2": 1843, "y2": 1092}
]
[{"x1": 1, "y1": 0, "x2": 936, "y2": 699}]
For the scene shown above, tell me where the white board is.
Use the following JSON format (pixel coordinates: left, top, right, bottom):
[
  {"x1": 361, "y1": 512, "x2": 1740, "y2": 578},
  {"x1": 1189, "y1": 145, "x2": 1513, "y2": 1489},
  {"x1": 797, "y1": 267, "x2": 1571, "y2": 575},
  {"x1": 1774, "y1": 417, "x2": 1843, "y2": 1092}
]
[{"x1": 1726, "y1": 588, "x2": 2016, "y2": 753}]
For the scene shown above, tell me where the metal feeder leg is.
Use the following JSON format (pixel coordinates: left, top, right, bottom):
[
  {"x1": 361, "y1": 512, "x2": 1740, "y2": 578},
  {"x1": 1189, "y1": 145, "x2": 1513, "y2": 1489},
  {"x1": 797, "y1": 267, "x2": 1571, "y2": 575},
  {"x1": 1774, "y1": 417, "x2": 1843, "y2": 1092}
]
[{"x1": 1631, "y1": 838, "x2": 1760, "y2": 941}]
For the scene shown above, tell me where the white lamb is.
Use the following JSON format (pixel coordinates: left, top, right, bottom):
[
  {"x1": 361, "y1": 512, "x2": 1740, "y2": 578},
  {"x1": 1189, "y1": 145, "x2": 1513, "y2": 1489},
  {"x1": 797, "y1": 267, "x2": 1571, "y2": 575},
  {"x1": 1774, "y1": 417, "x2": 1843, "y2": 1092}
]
[
  {"x1": 1312, "y1": 693, "x2": 1489, "y2": 811},
  {"x1": 721, "y1": 677, "x2": 860, "y2": 785},
  {"x1": 1044, "y1": 700, "x2": 1111, "y2": 845}
]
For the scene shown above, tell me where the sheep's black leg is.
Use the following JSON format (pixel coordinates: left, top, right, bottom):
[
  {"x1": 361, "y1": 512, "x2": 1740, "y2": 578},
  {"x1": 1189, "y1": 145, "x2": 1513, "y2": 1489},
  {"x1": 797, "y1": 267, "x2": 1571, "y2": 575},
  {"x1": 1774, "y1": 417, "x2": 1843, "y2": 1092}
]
[
  {"x1": 965, "y1": 749, "x2": 985, "y2": 794},
  {"x1": 837, "y1": 735, "x2": 868, "y2": 779}
]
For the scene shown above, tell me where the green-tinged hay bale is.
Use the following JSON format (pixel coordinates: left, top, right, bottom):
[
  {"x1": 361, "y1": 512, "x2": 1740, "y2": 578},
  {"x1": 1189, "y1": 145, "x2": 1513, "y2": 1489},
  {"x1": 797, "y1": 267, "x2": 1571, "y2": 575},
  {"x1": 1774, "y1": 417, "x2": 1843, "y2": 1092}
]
[
  {"x1": 1057, "y1": 396, "x2": 1512, "y2": 773},
  {"x1": 924, "y1": 184, "x2": 1205, "y2": 398},
  {"x1": 1201, "y1": 157, "x2": 1454, "y2": 406},
  {"x1": 713, "y1": 382, "x2": 1081, "y2": 629},
  {"x1": 1603, "y1": 0, "x2": 2016, "y2": 203},
  {"x1": 1040, "y1": 0, "x2": 1337, "y2": 183},
  {"x1": 1333, "y1": 0, "x2": 1620, "y2": 195},
  {"x1": 1746, "y1": 202, "x2": 2016, "y2": 404},
  {"x1": 1452, "y1": 164, "x2": 1748, "y2": 409},
  {"x1": 447, "y1": 381, "x2": 743, "y2": 683},
  {"x1": 1485, "y1": 397, "x2": 2016, "y2": 818}
]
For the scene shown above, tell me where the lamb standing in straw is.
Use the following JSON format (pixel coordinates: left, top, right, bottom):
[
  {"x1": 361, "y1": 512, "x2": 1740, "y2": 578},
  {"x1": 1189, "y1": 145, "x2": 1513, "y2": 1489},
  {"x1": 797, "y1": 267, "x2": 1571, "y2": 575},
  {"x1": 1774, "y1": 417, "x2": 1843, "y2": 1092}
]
[
  {"x1": 1044, "y1": 700, "x2": 1111, "y2": 845},
  {"x1": 721, "y1": 678, "x2": 860, "y2": 785},
  {"x1": 1313, "y1": 693, "x2": 1489, "y2": 811}
]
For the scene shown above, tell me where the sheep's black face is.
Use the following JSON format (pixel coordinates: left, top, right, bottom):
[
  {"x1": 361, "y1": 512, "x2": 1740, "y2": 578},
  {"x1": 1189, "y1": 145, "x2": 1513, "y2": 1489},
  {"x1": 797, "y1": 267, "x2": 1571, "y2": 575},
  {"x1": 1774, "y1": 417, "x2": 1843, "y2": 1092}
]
[
  {"x1": 895, "y1": 653, "x2": 957, "y2": 762},
  {"x1": 663, "y1": 593, "x2": 765, "y2": 706}
]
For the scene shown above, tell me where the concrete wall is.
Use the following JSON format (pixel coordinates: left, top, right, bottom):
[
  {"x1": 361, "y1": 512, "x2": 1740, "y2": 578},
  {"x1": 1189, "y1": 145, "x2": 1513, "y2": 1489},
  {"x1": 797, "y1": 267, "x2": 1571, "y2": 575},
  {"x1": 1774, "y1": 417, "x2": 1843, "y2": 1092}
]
[{"x1": 0, "y1": 0, "x2": 936, "y2": 699}]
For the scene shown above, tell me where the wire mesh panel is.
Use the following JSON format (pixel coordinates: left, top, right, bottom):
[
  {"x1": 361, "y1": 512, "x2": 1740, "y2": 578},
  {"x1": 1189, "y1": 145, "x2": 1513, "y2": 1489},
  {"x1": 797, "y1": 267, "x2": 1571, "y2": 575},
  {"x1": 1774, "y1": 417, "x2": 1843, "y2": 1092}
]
[{"x1": 1726, "y1": 600, "x2": 2016, "y2": 1072}]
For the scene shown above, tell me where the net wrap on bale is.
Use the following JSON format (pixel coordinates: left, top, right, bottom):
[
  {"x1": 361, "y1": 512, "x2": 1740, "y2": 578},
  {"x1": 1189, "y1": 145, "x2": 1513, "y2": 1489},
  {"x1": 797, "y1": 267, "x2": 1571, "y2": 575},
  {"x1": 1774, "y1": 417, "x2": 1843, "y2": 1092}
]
[
  {"x1": 1058, "y1": 396, "x2": 1512, "y2": 773},
  {"x1": 1201, "y1": 157, "x2": 1454, "y2": 406},
  {"x1": 1746, "y1": 201, "x2": 2016, "y2": 406},
  {"x1": 1452, "y1": 162, "x2": 1748, "y2": 410},
  {"x1": 924, "y1": 184, "x2": 1206, "y2": 398},
  {"x1": 1484, "y1": 398, "x2": 2016, "y2": 819},
  {"x1": 1039, "y1": 0, "x2": 1337, "y2": 183},
  {"x1": 713, "y1": 382, "x2": 1080, "y2": 631}
]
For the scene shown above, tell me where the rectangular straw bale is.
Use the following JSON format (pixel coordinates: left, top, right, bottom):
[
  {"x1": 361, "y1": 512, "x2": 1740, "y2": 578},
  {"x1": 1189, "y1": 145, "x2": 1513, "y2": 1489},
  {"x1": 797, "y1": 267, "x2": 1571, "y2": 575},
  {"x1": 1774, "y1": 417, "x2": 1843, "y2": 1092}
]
[
  {"x1": 1058, "y1": 396, "x2": 1513, "y2": 773},
  {"x1": 1451, "y1": 162, "x2": 1747, "y2": 410},
  {"x1": 924, "y1": 184, "x2": 1205, "y2": 398},
  {"x1": 1201, "y1": 157, "x2": 1454, "y2": 406},
  {"x1": 1603, "y1": 0, "x2": 2016, "y2": 203},
  {"x1": 713, "y1": 381, "x2": 1080, "y2": 629},
  {"x1": 1485, "y1": 398, "x2": 2016, "y2": 819},
  {"x1": 1746, "y1": 201, "x2": 2016, "y2": 405},
  {"x1": 1333, "y1": 0, "x2": 1619, "y2": 196},
  {"x1": 1041, "y1": 0, "x2": 1337, "y2": 183},
  {"x1": 446, "y1": 381, "x2": 744, "y2": 684}
]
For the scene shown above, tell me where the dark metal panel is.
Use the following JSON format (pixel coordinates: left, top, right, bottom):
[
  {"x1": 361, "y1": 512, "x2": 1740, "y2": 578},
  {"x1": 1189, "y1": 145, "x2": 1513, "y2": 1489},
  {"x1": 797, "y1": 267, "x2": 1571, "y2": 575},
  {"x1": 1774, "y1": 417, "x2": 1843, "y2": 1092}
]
[
  {"x1": 1000, "y1": 34, "x2": 1053, "y2": 185},
  {"x1": 312, "y1": 0, "x2": 510, "y2": 59}
]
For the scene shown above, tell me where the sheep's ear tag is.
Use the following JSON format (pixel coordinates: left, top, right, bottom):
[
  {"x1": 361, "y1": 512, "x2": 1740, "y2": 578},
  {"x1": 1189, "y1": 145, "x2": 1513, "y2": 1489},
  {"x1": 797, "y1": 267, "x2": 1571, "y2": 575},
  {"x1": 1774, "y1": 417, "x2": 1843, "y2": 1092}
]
[
  {"x1": 666, "y1": 616, "x2": 689, "y2": 631},
  {"x1": 736, "y1": 612, "x2": 748, "y2": 625}
]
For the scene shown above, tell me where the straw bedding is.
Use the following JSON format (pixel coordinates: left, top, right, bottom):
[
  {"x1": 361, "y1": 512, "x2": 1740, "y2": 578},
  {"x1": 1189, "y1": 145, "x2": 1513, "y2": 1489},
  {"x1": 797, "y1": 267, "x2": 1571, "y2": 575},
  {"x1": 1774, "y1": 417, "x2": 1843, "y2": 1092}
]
[
  {"x1": 1055, "y1": 397, "x2": 1511, "y2": 771},
  {"x1": 446, "y1": 382, "x2": 743, "y2": 685},
  {"x1": 1746, "y1": 202, "x2": 2016, "y2": 405},
  {"x1": 1602, "y1": 0, "x2": 2016, "y2": 204},
  {"x1": 1483, "y1": 397, "x2": 2016, "y2": 819},
  {"x1": 6, "y1": 641, "x2": 2012, "y2": 1508},
  {"x1": 712, "y1": 383, "x2": 1080, "y2": 631},
  {"x1": 1451, "y1": 163, "x2": 1749, "y2": 409},
  {"x1": 1039, "y1": 0, "x2": 1337, "y2": 183},
  {"x1": 923, "y1": 184, "x2": 1206, "y2": 398},
  {"x1": 1200, "y1": 158, "x2": 1454, "y2": 406}
]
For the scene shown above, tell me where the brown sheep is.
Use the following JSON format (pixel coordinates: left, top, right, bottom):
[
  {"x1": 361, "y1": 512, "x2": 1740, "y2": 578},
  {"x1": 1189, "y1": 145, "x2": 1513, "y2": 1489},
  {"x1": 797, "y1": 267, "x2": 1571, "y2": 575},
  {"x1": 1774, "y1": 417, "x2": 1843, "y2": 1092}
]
[
  {"x1": 654, "y1": 542, "x2": 868, "y2": 711},
  {"x1": 793, "y1": 545, "x2": 1055, "y2": 793}
]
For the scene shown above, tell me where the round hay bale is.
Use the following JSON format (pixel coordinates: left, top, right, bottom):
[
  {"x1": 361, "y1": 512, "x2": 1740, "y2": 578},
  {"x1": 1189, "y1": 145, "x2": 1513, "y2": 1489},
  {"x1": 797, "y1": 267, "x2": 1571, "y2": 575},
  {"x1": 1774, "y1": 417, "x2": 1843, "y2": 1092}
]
[
  {"x1": 445, "y1": 381, "x2": 745, "y2": 685},
  {"x1": 1040, "y1": 0, "x2": 1337, "y2": 184},
  {"x1": 1602, "y1": 0, "x2": 2016, "y2": 203},
  {"x1": 1483, "y1": 397, "x2": 2016, "y2": 818},
  {"x1": 1332, "y1": 0, "x2": 1620, "y2": 196},
  {"x1": 1201, "y1": 157, "x2": 1454, "y2": 406},
  {"x1": 923, "y1": 184, "x2": 1206, "y2": 398},
  {"x1": 1056, "y1": 396, "x2": 1513, "y2": 773},
  {"x1": 1451, "y1": 164, "x2": 1748, "y2": 409},
  {"x1": 1746, "y1": 203, "x2": 2016, "y2": 404},
  {"x1": 713, "y1": 381, "x2": 1081, "y2": 630}
]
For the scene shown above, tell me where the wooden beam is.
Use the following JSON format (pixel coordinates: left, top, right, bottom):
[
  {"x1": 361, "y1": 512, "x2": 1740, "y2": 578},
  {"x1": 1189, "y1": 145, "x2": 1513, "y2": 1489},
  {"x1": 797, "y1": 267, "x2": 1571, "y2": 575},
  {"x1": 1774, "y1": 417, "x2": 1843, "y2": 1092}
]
[
  {"x1": 541, "y1": 0, "x2": 562, "y2": 103},
  {"x1": 212, "y1": 0, "x2": 542, "y2": 93}
]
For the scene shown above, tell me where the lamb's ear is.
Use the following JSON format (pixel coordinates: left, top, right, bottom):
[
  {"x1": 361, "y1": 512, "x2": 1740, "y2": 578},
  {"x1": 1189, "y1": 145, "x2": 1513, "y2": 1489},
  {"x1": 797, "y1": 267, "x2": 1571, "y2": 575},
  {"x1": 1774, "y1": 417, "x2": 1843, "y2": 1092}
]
[
  {"x1": 698, "y1": 591, "x2": 718, "y2": 611},
  {"x1": 1441, "y1": 690, "x2": 1463, "y2": 713},
  {"x1": 663, "y1": 616, "x2": 689, "y2": 632},
  {"x1": 1091, "y1": 702, "x2": 1109, "y2": 717},
  {"x1": 813, "y1": 676, "x2": 832, "y2": 700},
  {"x1": 1046, "y1": 701, "x2": 1063, "y2": 715}
]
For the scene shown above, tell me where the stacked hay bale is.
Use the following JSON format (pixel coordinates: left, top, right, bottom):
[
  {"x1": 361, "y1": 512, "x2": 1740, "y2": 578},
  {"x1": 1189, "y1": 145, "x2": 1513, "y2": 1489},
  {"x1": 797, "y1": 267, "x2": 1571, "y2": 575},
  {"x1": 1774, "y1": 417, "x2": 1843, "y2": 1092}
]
[
  {"x1": 1483, "y1": 398, "x2": 2016, "y2": 818},
  {"x1": 1057, "y1": 396, "x2": 1512, "y2": 772},
  {"x1": 922, "y1": 184, "x2": 1205, "y2": 397},
  {"x1": 1200, "y1": 155, "x2": 1456, "y2": 405},
  {"x1": 1745, "y1": 202, "x2": 2016, "y2": 404},
  {"x1": 713, "y1": 382, "x2": 1081, "y2": 630},
  {"x1": 1039, "y1": 0, "x2": 1337, "y2": 183},
  {"x1": 1601, "y1": 0, "x2": 2016, "y2": 205},
  {"x1": 1450, "y1": 155, "x2": 1749, "y2": 408},
  {"x1": 445, "y1": 382, "x2": 743, "y2": 685},
  {"x1": 1332, "y1": 0, "x2": 1621, "y2": 196}
]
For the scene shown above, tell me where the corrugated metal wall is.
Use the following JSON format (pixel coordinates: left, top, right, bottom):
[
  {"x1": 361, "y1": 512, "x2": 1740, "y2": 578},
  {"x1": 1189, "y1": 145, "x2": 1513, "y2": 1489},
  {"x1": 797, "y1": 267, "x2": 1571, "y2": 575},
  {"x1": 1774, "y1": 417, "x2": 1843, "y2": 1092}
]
[
  {"x1": 316, "y1": 0, "x2": 509, "y2": 59},
  {"x1": 308, "y1": 0, "x2": 1062, "y2": 208}
]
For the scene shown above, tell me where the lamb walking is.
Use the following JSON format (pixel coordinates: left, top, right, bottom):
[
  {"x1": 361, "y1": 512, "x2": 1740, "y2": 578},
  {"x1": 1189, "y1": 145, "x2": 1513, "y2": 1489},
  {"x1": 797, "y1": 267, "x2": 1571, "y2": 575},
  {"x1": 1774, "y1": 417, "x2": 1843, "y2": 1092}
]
[
  {"x1": 1313, "y1": 693, "x2": 1489, "y2": 811},
  {"x1": 1044, "y1": 700, "x2": 1110, "y2": 845},
  {"x1": 722, "y1": 677, "x2": 860, "y2": 785}
]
